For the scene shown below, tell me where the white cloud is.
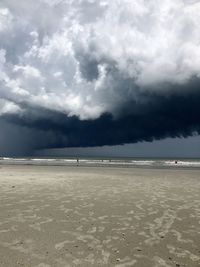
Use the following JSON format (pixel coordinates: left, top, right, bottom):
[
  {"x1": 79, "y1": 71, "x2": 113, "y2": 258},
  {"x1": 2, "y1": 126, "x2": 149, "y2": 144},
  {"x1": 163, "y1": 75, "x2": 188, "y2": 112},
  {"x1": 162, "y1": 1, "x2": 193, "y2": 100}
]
[
  {"x1": 0, "y1": 0, "x2": 200, "y2": 120},
  {"x1": 0, "y1": 99, "x2": 21, "y2": 115},
  {"x1": 0, "y1": 7, "x2": 12, "y2": 32}
]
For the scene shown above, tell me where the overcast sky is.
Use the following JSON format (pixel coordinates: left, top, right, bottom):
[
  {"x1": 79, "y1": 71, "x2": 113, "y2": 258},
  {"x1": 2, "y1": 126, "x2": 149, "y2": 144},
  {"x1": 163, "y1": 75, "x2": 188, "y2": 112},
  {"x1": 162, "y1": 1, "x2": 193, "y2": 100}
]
[
  {"x1": 0, "y1": 0, "x2": 200, "y2": 156},
  {"x1": 37, "y1": 135, "x2": 200, "y2": 158}
]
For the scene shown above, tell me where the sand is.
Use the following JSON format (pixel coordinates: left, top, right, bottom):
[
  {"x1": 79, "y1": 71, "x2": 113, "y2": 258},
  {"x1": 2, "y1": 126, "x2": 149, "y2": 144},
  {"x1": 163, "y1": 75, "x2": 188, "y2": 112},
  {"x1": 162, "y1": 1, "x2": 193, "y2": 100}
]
[{"x1": 0, "y1": 165, "x2": 199, "y2": 267}]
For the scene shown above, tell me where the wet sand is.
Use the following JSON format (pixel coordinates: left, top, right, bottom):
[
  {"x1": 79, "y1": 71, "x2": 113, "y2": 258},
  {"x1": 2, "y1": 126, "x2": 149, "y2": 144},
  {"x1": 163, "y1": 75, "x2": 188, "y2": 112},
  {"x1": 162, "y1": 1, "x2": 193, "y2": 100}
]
[{"x1": 0, "y1": 165, "x2": 200, "y2": 267}]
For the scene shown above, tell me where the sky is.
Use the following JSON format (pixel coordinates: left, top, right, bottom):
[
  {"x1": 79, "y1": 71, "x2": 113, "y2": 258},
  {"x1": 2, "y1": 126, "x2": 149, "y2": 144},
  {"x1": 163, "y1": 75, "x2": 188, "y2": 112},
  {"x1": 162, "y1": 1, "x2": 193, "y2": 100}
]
[
  {"x1": 0, "y1": 0, "x2": 200, "y2": 157},
  {"x1": 38, "y1": 136, "x2": 200, "y2": 158}
]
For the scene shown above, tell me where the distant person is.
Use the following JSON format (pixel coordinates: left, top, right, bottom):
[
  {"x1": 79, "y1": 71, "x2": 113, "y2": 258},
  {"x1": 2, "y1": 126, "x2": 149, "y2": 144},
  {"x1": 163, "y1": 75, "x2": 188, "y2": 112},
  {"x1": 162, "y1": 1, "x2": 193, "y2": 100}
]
[{"x1": 175, "y1": 160, "x2": 178, "y2": 164}]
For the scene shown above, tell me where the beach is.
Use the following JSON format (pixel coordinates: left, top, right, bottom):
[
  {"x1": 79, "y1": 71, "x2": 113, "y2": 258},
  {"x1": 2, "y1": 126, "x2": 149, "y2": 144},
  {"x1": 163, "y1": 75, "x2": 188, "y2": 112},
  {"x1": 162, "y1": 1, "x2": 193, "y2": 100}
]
[{"x1": 0, "y1": 164, "x2": 200, "y2": 267}]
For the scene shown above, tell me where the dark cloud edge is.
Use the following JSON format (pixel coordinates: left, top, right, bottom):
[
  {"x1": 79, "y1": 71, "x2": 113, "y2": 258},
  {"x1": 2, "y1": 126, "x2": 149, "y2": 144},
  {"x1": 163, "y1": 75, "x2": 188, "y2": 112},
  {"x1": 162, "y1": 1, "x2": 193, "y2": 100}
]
[{"x1": 2, "y1": 78, "x2": 200, "y2": 152}]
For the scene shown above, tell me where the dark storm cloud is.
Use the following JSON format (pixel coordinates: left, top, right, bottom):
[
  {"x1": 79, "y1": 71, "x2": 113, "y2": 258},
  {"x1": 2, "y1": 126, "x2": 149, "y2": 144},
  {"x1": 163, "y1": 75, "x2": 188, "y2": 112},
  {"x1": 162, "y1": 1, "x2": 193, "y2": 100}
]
[
  {"x1": 2, "y1": 78, "x2": 200, "y2": 153},
  {"x1": 1, "y1": 0, "x2": 200, "y2": 154}
]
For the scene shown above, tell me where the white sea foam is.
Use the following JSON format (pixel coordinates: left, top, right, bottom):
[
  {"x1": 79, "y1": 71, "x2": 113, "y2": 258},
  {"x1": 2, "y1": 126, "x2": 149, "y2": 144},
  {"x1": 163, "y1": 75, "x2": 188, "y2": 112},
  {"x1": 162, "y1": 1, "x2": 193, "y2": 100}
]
[
  {"x1": 164, "y1": 160, "x2": 200, "y2": 167},
  {"x1": 0, "y1": 157, "x2": 200, "y2": 168},
  {"x1": 31, "y1": 158, "x2": 56, "y2": 161}
]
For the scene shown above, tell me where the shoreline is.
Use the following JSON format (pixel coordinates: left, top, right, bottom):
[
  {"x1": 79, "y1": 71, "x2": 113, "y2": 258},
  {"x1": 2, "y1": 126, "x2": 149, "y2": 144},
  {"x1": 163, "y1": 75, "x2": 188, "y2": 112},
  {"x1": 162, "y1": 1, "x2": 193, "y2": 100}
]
[{"x1": 1, "y1": 161, "x2": 200, "y2": 171}]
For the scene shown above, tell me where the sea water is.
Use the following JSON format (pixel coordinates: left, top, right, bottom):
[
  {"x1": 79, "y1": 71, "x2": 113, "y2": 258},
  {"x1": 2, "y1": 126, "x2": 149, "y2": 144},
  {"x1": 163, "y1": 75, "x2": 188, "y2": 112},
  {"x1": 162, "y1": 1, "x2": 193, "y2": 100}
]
[{"x1": 1, "y1": 156, "x2": 200, "y2": 168}]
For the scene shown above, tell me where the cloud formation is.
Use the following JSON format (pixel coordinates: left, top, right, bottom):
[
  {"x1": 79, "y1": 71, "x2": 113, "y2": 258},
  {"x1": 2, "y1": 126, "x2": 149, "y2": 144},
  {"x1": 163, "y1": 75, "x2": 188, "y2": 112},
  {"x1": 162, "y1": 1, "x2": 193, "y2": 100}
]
[{"x1": 0, "y1": 0, "x2": 200, "y2": 154}]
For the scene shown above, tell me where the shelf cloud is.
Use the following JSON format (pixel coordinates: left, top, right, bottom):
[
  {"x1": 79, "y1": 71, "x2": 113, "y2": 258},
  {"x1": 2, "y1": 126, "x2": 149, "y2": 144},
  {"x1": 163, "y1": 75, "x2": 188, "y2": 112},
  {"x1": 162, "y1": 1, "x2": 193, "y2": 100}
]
[{"x1": 1, "y1": 0, "x2": 200, "y2": 154}]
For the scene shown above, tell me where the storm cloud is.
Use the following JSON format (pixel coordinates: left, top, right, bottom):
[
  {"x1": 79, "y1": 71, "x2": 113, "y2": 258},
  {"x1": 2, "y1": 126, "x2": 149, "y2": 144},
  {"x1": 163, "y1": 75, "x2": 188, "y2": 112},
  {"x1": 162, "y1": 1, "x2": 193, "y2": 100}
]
[{"x1": 0, "y1": 0, "x2": 200, "y2": 154}]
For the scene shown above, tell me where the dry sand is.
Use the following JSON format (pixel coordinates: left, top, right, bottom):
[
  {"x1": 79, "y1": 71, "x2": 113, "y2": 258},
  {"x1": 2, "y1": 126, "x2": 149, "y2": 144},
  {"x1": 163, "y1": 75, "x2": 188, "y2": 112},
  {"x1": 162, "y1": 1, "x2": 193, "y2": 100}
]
[{"x1": 0, "y1": 165, "x2": 199, "y2": 267}]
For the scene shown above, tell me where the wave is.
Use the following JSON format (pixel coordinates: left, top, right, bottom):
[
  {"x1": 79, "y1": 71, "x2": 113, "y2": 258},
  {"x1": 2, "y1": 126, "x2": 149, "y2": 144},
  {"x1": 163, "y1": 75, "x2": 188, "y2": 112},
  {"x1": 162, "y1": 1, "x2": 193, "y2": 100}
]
[{"x1": 0, "y1": 157, "x2": 200, "y2": 168}]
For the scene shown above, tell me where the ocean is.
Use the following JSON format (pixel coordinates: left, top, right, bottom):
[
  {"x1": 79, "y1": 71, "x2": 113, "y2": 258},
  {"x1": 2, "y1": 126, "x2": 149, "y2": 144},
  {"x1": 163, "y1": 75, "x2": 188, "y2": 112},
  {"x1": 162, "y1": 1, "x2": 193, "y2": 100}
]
[{"x1": 1, "y1": 157, "x2": 200, "y2": 168}]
